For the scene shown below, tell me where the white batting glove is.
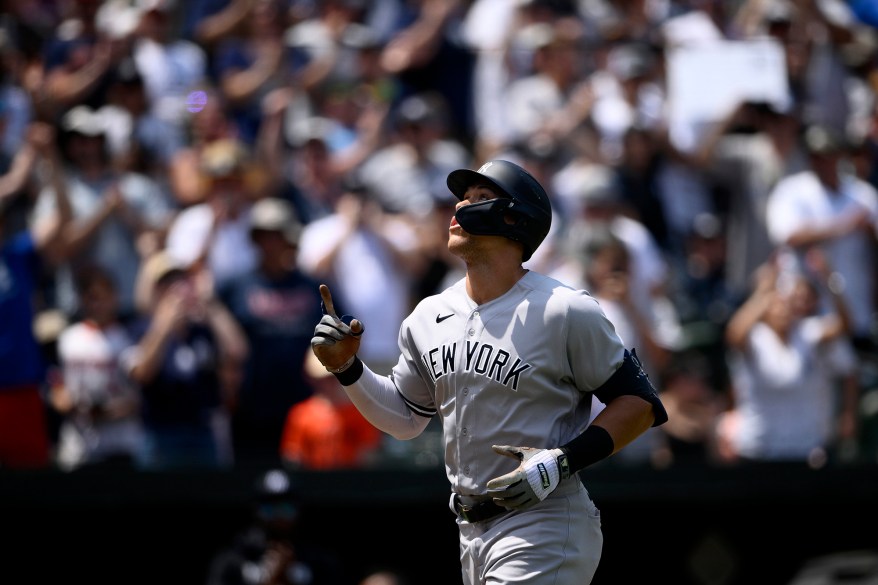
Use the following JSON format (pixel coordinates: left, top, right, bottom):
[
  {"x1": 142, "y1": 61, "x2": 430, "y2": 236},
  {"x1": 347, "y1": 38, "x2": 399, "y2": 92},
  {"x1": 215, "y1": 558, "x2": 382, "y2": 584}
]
[{"x1": 485, "y1": 445, "x2": 571, "y2": 510}]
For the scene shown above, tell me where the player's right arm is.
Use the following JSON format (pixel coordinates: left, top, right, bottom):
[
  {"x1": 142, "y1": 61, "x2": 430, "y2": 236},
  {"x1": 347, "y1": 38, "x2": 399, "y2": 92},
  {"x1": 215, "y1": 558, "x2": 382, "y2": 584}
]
[
  {"x1": 339, "y1": 364, "x2": 432, "y2": 440},
  {"x1": 311, "y1": 284, "x2": 432, "y2": 440}
]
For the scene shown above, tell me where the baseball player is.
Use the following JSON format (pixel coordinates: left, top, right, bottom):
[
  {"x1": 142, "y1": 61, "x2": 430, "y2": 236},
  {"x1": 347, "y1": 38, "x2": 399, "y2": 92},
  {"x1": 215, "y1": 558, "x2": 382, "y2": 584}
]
[{"x1": 311, "y1": 160, "x2": 668, "y2": 584}]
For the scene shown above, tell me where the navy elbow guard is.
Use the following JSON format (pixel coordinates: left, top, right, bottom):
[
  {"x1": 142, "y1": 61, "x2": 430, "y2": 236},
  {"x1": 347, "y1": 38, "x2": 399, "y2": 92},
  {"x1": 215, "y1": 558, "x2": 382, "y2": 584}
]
[{"x1": 593, "y1": 348, "x2": 668, "y2": 427}]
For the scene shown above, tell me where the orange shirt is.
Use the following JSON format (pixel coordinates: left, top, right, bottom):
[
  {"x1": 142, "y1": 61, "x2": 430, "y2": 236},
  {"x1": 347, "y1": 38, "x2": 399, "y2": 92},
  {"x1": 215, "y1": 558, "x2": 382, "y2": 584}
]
[{"x1": 280, "y1": 396, "x2": 382, "y2": 469}]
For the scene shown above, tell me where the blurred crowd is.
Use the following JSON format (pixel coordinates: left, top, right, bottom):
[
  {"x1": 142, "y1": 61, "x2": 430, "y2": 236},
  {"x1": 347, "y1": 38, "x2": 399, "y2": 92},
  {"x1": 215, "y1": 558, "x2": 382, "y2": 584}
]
[{"x1": 1, "y1": 0, "x2": 878, "y2": 474}]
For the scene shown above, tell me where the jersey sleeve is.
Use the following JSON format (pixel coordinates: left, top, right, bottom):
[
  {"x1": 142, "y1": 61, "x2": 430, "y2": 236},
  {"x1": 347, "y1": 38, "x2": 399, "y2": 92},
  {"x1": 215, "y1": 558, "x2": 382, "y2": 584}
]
[
  {"x1": 391, "y1": 314, "x2": 438, "y2": 417},
  {"x1": 563, "y1": 292, "x2": 627, "y2": 392}
]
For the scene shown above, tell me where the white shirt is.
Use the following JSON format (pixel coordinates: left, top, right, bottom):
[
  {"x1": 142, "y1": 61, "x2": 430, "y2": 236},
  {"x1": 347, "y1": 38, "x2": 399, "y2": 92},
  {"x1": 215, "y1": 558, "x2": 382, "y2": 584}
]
[
  {"x1": 56, "y1": 321, "x2": 144, "y2": 468},
  {"x1": 33, "y1": 172, "x2": 172, "y2": 316},
  {"x1": 728, "y1": 318, "x2": 856, "y2": 460},
  {"x1": 298, "y1": 213, "x2": 418, "y2": 368},
  {"x1": 133, "y1": 37, "x2": 207, "y2": 127},
  {"x1": 165, "y1": 203, "x2": 258, "y2": 288},
  {"x1": 767, "y1": 170, "x2": 878, "y2": 336}
]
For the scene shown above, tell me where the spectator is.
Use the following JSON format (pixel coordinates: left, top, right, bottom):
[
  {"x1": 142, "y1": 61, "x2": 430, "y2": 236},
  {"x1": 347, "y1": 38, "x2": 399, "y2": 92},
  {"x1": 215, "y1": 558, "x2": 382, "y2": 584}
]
[
  {"x1": 283, "y1": 0, "x2": 371, "y2": 101},
  {"x1": 183, "y1": 0, "x2": 255, "y2": 49},
  {"x1": 165, "y1": 137, "x2": 264, "y2": 289},
  {"x1": 0, "y1": 121, "x2": 71, "y2": 469},
  {"x1": 357, "y1": 91, "x2": 469, "y2": 219},
  {"x1": 168, "y1": 86, "x2": 241, "y2": 207},
  {"x1": 460, "y1": 0, "x2": 547, "y2": 162},
  {"x1": 721, "y1": 255, "x2": 859, "y2": 466},
  {"x1": 577, "y1": 225, "x2": 680, "y2": 377},
  {"x1": 255, "y1": 23, "x2": 394, "y2": 223},
  {"x1": 614, "y1": 125, "x2": 675, "y2": 254},
  {"x1": 129, "y1": 0, "x2": 208, "y2": 143},
  {"x1": 589, "y1": 41, "x2": 665, "y2": 162},
  {"x1": 51, "y1": 263, "x2": 144, "y2": 470},
  {"x1": 788, "y1": 249, "x2": 862, "y2": 460},
  {"x1": 41, "y1": 0, "x2": 133, "y2": 111},
  {"x1": 257, "y1": 86, "x2": 384, "y2": 225},
  {"x1": 666, "y1": 213, "x2": 740, "y2": 389},
  {"x1": 206, "y1": 467, "x2": 348, "y2": 585},
  {"x1": 31, "y1": 104, "x2": 174, "y2": 321},
  {"x1": 213, "y1": 0, "x2": 296, "y2": 145},
  {"x1": 694, "y1": 99, "x2": 805, "y2": 300},
  {"x1": 100, "y1": 58, "x2": 185, "y2": 176},
  {"x1": 766, "y1": 124, "x2": 878, "y2": 351},
  {"x1": 297, "y1": 179, "x2": 422, "y2": 375},
  {"x1": 576, "y1": 225, "x2": 681, "y2": 468},
  {"x1": 328, "y1": 20, "x2": 400, "y2": 129},
  {"x1": 409, "y1": 185, "x2": 465, "y2": 301},
  {"x1": 280, "y1": 352, "x2": 382, "y2": 470},
  {"x1": 217, "y1": 197, "x2": 325, "y2": 465},
  {"x1": 501, "y1": 17, "x2": 594, "y2": 162},
  {"x1": 550, "y1": 162, "x2": 670, "y2": 308},
  {"x1": 0, "y1": 28, "x2": 34, "y2": 160},
  {"x1": 124, "y1": 250, "x2": 248, "y2": 469},
  {"x1": 655, "y1": 350, "x2": 728, "y2": 467},
  {"x1": 378, "y1": 0, "x2": 474, "y2": 140},
  {"x1": 748, "y1": 0, "x2": 866, "y2": 139}
]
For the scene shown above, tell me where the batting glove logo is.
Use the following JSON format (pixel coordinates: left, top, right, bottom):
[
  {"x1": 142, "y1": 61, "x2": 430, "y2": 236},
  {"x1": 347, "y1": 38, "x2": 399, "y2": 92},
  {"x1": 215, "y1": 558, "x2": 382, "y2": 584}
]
[{"x1": 537, "y1": 462, "x2": 551, "y2": 489}]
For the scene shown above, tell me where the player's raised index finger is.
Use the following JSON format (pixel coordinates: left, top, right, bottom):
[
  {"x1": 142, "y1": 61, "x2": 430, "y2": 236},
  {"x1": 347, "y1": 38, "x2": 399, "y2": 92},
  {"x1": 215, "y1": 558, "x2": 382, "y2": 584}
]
[{"x1": 319, "y1": 284, "x2": 339, "y2": 318}]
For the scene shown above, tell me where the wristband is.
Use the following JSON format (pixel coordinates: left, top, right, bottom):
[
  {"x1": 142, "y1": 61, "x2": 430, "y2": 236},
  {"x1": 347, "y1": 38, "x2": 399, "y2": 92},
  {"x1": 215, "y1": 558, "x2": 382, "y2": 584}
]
[
  {"x1": 560, "y1": 425, "x2": 615, "y2": 473},
  {"x1": 332, "y1": 356, "x2": 364, "y2": 386}
]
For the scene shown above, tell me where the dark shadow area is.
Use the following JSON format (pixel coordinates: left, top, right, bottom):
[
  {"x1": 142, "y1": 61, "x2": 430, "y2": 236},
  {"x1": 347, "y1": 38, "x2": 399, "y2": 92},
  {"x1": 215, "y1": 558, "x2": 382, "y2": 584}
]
[{"x1": 1, "y1": 463, "x2": 877, "y2": 585}]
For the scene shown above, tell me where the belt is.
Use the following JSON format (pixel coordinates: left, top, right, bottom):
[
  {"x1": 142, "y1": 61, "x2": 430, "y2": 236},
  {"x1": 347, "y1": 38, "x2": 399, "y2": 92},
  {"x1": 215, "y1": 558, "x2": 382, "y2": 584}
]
[{"x1": 453, "y1": 494, "x2": 508, "y2": 523}]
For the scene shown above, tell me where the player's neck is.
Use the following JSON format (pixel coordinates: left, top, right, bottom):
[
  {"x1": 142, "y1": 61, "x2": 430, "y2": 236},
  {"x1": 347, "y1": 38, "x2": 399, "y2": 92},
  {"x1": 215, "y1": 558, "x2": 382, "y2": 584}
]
[{"x1": 465, "y1": 264, "x2": 528, "y2": 305}]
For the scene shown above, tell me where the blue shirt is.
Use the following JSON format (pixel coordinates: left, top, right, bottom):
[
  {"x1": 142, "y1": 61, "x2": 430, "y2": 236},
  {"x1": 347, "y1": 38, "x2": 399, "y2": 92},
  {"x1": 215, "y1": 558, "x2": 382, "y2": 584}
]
[
  {"x1": 0, "y1": 232, "x2": 45, "y2": 388},
  {"x1": 218, "y1": 269, "x2": 324, "y2": 424},
  {"x1": 128, "y1": 318, "x2": 221, "y2": 428}
]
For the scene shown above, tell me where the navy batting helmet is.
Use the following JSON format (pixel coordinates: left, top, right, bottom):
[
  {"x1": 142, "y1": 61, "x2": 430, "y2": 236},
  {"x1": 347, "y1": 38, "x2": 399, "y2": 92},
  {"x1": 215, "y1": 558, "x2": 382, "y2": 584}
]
[{"x1": 446, "y1": 160, "x2": 552, "y2": 262}]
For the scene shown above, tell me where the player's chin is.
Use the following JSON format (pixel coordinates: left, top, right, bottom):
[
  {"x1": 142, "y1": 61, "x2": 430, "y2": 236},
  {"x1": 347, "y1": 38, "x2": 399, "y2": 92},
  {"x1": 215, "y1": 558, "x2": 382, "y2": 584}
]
[{"x1": 447, "y1": 233, "x2": 469, "y2": 258}]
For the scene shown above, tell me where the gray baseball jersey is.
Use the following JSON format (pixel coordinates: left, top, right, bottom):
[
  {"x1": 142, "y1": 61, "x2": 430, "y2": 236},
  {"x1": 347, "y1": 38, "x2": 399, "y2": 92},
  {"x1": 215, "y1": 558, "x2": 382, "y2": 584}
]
[{"x1": 390, "y1": 271, "x2": 626, "y2": 494}]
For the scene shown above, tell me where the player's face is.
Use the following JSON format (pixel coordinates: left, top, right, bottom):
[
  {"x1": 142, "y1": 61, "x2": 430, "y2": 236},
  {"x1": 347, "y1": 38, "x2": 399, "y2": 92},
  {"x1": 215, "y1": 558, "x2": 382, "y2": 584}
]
[{"x1": 448, "y1": 185, "x2": 510, "y2": 261}]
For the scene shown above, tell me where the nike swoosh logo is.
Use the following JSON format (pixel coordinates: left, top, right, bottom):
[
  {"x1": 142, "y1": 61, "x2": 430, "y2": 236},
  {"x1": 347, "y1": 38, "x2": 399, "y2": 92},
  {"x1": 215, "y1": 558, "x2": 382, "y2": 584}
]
[{"x1": 436, "y1": 313, "x2": 454, "y2": 323}]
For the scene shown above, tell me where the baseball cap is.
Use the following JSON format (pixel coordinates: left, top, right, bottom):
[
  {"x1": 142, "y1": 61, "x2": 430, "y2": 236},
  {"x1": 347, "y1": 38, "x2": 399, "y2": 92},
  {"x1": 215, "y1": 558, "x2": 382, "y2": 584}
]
[
  {"x1": 141, "y1": 250, "x2": 187, "y2": 286},
  {"x1": 95, "y1": 0, "x2": 143, "y2": 39},
  {"x1": 200, "y1": 138, "x2": 250, "y2": 178},
  {"x1": 803, "y1": 124, "x2": 846, "y2": 155},
  {"x1": 254, "y1": 468, "x2": 300, "y2": 519},
  {"x1": 396, "y1": 93, "x2": 447, "y2": 128},
  {"x1": 566, "y1": 164, "x2": 621, "y2": 206},
  {"x1": 512, "y1": 22, "x2": 557, "y2": 52},
  {"x1": 134, "y1": 250, "x2": 188, "y2": 312},
  {"x1": 249, "y1": 197, "x2": 303, "y2": 246},
  {"x1": 286, "y1": 116, "x2": 339, "y2": 149},
  {"x1": 61, "y1": 105, "x2": 108, "y2": 137},
  {"x1": 340, "y1": 23, "x2": 382, "y2": 51},
  {"x1": 607, "y1": 44, "x2": 654, "y2": 81},
  {"x1": 137, "y1": 0, "x2": 175, "y2": 12},
  {"x1": 763, "y1": 0, "x2": 795, "y2": 24}
]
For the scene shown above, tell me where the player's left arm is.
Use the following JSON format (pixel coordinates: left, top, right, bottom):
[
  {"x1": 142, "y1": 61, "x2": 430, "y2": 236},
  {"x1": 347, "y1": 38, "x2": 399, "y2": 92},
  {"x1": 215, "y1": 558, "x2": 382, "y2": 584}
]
[
  {"x1": 487, "y1": 349, "x2": 667, "y2": 510},
  {"x1": 487, "y1": 294, "x2": 667, "y2": 510}
]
